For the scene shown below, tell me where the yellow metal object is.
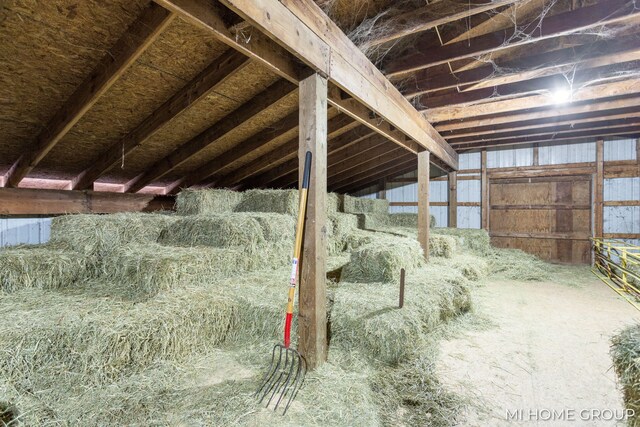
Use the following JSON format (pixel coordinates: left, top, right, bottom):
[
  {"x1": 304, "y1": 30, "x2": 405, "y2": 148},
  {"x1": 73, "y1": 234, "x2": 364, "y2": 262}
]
[
  {"x1": 591, "y1": 238, "x2": 640, "y2": 311},
  {"x1": 286, "y1": 188, "x2": 308, "y2": 316}
]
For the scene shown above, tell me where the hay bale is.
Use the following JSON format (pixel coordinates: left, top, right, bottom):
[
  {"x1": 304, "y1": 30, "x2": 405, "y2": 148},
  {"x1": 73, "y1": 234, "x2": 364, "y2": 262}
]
[
  {"x1": 487, "y1": 248, "x2": 552, "y2": 281},
  {"x1": 0, "y1": 287, "x2": 238, "y2": 385},
  {"x1": 327, "y1": 213, "x2": 359, "y2": 254},
  {"x1": 612, "y1": 324, "x2": 640, "y2": 424},
  {"x1": 341, "y1": 235, "x2": 424, "y2": 283},
  {"x1": 98, "y1": 243, "x2": 271, "y2": 299},
  {"x1": 159, "y1": 214, "x2": 264, "y2": 248},
  {"x1": 0, "y1": 244, "x2": 88, "y2": 293},
  {"x1": 333, "y1": 265, "x2": 472, "y2": 364},
  {"x1": 342, "y1": 195, "x2": 388, "y2": 214},
  {"x1": 433, "y1": 228, "x2": 492, "y2": 255},
  {"x1": 50, "y1": 213, "x2": 177, "y2": 256},
  {"x1": 235, "y1": 189, "x2": 298, "y2": 215},
  {"x1": 175, "y1": 189, "x2": 243, "y2": 215},
  {"x1": 327, "y1": 192, "x2": 342, "y2": 214},
  {"x1": 448, "y1": 254, "x2": 489, "y2": 281},
  {"x1": 429, "y1": 235, "x2": 457, "y2": 258},
  {"x1": 387, "y1": 213, "x2": 436, "y2": 228}
]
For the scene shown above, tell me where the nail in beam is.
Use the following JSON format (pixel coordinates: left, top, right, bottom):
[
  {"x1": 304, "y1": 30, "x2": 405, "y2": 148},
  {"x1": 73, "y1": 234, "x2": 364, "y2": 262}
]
[{"x1": 298, "y1": 73, "x2": 328, "y2": 369}]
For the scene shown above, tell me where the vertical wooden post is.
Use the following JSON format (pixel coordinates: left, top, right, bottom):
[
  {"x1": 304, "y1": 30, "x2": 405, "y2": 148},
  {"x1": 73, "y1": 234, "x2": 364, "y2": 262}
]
[
  {"x1": 448, "y1": 171, "x2": 457, "y2": 228},
  {"x1": 533, "y1": 143, "x2": 540, "y2": 166},
  {"x1": 636, "y1": 138, "x2": 640, "y2": 165},
  {"x1": 297, "y1": 73, "x2": 328, "y2": 369},
  {"x1": 376, "y1": 178, "x2": 386, "y2": 199},
  {"x1": 481, "y1": 149, "x2": 489, "y2": 230},
  {"x1": 594, "y1": 138, "x2": 604, "y2": 238},
  {"x1": 418, "y1": 150, "x2": 430, "y2": 261}
]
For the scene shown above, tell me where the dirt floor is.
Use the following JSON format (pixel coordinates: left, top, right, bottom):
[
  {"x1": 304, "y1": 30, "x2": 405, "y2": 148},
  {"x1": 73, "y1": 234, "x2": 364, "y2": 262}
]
[{"x1": 438, "y1": 270, "x2": 639, "y2": 426}]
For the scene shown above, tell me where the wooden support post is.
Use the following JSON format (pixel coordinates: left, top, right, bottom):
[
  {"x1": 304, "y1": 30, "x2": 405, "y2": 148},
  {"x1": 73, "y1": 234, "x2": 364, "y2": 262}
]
[
  {"x1": 636, "y1": 138, "x2": 640, "y2": 164},
  {"x1": 481, "y1": 149, "x2": 489, "y2": 230},
  {"x1": 448, "y1": 171, "x2": 457, "y2": 228},
  {"x1": 533, "y1": 143, "x2": 540, "y2": 166},
  {"x1": 377, "y1": 178, "x2": 386, "y2": 199},
  {"x1": 594, "y1": 138, "x2": 604, "y2": 238},
  {"x1": 298, "y1": 73, "x2": 328, "y2": 369},
  {"x1": 418, "y1": 150, "x2": 430, "y2": 260}
]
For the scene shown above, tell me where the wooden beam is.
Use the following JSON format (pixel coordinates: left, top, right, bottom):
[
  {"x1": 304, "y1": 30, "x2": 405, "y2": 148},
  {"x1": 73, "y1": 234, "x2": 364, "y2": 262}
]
[
  {"x1": 362, "y1": 0, "x2": 518, "y2": 48},
  {"x1": 218, "y1": 0, "x2": 458, "y2": 170},
  {"x1": 436, "y1": 96, "x2": 640, "y2": 132},
  {"x1": 405, "y1": 34, "x2": 640, "y2": 97},
  {"x1": 449, "y1": 117, "x2": 640, "y2": 145},
  {"x1": 595, "y1": 138, "x2": 604, "y2": 238},
  {"x1": 273, "y1": 135, "x2": 390, "y2": 188},
  {"x1": 426, "y1": 79, "x2": 640, "y2": 122},
  {"x1": 377, "y1": 178, "x2": 386, "y2": 200},
  {"x1": 126, "y1": 80, "x2": 296, "y2": 192},
  {"x1": 453, "y1": 125, "x2": 640, "y2": 150},
  {"x1": 335, "y1": 158, "x2": 417, "y2": 194},
  {"x1": 385, "y1": 0, "x2": 639, "y2": 77},
  {"x1": 448, "y1": 171, "x2": 457, "y2": 228},
  {"x1": 533, "y1": 144, "x2": 540, "y2": 166},
  {"x1": 297, "y1": 73, "x2": 328, "y2": 369},
  {"x1": 418, "y1": 151, "x2": 430, "y2": 261},
  {"x1": 5, "y1": 3, "x2": 175, "y2": 187},
  {"x1": 481, "y1": 150, "x2": 489, "y2": 230},
  {"x1": 154, "y1": 0, "x2": 304, "y2": 83},
  {"x1": 73, "y1": 49, "x2": 249, "y2": 190},
  {"x1": 240, "y1": 125, "x2": 378, "y2": 189},
  {"x1": 331, "y1": 152, "x2": 416, "y2": 191},
  {"x1": 441, "y1": 106, "x2": 640, "y2": 139},
  {"x1": 211, "y1": 114, "x2": 360, "y2": 188},
  {"x1": 0, "y1": 188, "x2": 174, "y2": 215}
]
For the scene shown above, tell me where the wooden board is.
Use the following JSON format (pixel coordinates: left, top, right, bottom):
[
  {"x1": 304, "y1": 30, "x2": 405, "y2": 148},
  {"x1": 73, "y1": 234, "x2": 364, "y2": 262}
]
[{"x1": 488, "y1": 176, "x2": 592, "y2": 264}]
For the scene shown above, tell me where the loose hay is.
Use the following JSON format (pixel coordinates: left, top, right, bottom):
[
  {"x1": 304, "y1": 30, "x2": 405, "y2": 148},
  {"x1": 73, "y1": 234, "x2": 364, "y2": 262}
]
[
  {"x1": 432, "y1": 228, "x2": 492, "y2": 256},
  {"x1": 612, "y1": 324, "x2": 640, "y2": 425},
  {"x1": 0, "y1": 244, "x2": 87, "y2": 293},
  {"x1": 430, "y1": 235, "x2": 457, "y2": 259},
  {"x1": 176, "y1": 188, "x2": 243, "y2": 215}
]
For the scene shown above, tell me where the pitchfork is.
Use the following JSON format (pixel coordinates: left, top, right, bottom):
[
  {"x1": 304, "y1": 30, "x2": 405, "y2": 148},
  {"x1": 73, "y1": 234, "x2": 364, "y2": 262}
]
[{"x1": 255, "y1": 151, "x2": 311, "y2": 415}]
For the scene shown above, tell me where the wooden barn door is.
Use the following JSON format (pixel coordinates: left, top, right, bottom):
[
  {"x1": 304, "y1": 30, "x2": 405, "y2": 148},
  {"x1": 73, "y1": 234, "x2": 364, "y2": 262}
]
[{"x1": 488, "y1": 176, "x2": 592, "y2": 264}]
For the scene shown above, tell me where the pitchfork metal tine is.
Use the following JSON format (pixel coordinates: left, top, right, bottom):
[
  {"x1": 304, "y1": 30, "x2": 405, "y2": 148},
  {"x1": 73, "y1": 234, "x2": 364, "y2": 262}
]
[
  {"x1": 255, "y1": 344, "x2": 280, "y2": 397},
  {"x1": 272, "y1": 351, "x2": 298, "y2": 410},
  {"x1": 266, "y1": 349, "x2": 290, "y2": 406},
  {"x1": 283, "y1": 354, "x2": 306, "y2": 415},
  {"x1": 257, "y1": 345, "x2": 284, "y2": 402}
]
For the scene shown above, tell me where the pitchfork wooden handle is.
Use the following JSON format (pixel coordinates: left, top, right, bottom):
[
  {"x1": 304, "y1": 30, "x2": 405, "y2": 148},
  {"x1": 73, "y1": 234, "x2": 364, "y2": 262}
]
[{"x1": 284, "y1": 151, "x2": 312, "y2": 348}]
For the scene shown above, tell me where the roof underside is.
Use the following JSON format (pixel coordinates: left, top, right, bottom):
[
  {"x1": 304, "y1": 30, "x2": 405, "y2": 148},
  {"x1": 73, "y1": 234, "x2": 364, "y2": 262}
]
[{"x1": 1, "y1": 0, "x2": 639, "y2": 195}]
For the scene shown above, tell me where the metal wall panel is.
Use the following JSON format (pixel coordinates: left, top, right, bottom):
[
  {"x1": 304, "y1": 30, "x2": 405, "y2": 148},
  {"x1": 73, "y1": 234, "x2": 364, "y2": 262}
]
[
  {"x1": 604, "y1": 207, "x2": 640, "y2": 234},
  {"x1": 457, "y1": 206, "x2": 481, "y2": 229},
  {"x1": 457, "y1": 179, "x2": 481, "y2": 203},
  {"x1": 487, "y1": 147, "x2": 533, "y2": 168},
  {"x1": 604, "y1": 138, "x2": 637, "y2": 161},
  {"x1": 0, "y1": 217, "x2": 51, "y2": 247},
  {"x1": 431, "y1": 206, "x2": 448, "y2": 227},
  {"x1": 459, "y1": 152, "x2": 481, "y2": 170},
  {"x1": 539, "y1": 141, "x2": 596, "y2": 164},
  {"x1": 604, "y1": 177, "x2": 640, "y2": 201}
]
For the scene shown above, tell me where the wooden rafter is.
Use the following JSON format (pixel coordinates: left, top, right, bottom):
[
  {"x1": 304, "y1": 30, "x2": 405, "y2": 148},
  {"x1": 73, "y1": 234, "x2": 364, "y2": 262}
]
[
  {"x1": 5, "y1": 3, "x2": 175, "y2": 188},
  {"x1": 441, "y1": 106, "x2": 640, "y2": 138},
  {"x1": 175, "y1": 112, "x2": 358, "y2": 190},
  {"x1": 436, "y1": 95, "x2": 640, "y2": 131},
  {"x1": 453, "y1": 125, "x2": 640, "y2": 150},
  {"x1": 334, "y1": 157, "x2": 417, "y2": 193},
  {"x1": 73, "y1": 49, "x2": 250, "y2": 190},
  {"x1": 238, "y1": 125, "x2": 378, "y2": 189},
  {"x1": 216, "y1": 0, "x2": 458, "y2": 169},
  {"x1": 329, "y1": 148, "x2": 411, "y2": 188},
  {"x1": 384, "y1": 0, "x2": 639, "y2": 77},
  {"x1": 361, "y1": 0, "x2": 519, "y2": 48},
  {"x1": 405, "y1": 34, "x2": 640, "y2": 97},
  {"x1": 125, "y1": 79, "x2": 296, "y2": 192},
  {"x1": 425, "y1": 79, "x2": 640, "y2": 122}
]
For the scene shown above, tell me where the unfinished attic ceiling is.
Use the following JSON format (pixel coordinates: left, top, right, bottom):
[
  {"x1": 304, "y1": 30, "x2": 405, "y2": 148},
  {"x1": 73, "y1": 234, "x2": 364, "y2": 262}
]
[{"x1": 1, "y1": 0, "x2": 639, "y2": 196}]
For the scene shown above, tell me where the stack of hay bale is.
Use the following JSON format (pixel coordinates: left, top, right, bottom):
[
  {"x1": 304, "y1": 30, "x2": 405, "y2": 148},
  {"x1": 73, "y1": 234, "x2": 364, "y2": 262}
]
[{"x1": 0, "y1": 188, "x2": 497, "y2": 426}]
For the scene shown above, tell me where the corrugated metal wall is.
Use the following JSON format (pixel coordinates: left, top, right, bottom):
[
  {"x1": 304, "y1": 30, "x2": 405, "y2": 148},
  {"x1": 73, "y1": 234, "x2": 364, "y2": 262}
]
[
  {"x1": 352, "y1": 138, "x2": 638, "y2": 239},
  {"x1": 0, "y1": 217, "x2": 51, "y2": 247}
]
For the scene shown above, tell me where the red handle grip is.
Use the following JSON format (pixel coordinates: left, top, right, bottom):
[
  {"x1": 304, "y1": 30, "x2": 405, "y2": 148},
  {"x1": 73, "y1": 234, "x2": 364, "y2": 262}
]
[{"x1": 284, "y1": 312, "x2": 293, "y2": 348}]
